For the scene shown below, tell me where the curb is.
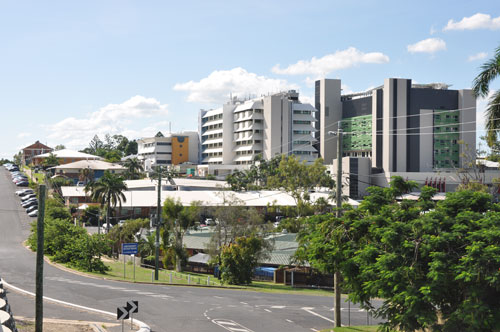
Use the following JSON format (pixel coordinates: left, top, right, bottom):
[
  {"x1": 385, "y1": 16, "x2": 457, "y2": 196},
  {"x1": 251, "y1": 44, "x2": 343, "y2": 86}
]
[{"x1": 1, "y1": 278, "x2": 151, "y2": 332}]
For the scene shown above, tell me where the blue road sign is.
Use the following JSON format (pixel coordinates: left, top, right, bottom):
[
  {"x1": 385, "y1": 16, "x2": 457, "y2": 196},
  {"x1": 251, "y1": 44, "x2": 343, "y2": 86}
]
[{"x1": 122, "y1": 243, "x2": 138, "y2": 255}]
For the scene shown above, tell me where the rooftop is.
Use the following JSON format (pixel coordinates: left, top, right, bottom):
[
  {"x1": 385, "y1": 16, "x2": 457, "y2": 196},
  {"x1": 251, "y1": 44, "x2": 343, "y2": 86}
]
[{"x1": 36, "y1": 149, "x2": 103, "y2": 160}]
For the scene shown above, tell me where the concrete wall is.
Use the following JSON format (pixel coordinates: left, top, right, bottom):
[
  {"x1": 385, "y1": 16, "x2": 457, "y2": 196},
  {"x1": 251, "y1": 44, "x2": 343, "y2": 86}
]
[
  {"x1": 263, "y1": 95, "x2": 283, "y2": 159},
  {"x1": 458, "y1": 89, "x2": 476, "y2": 167},
  {"x1": 318, "y1": 79, "x2": 342, "y2": 164},
  {"x1": 419, "y1": 109, "x2": 434, "y2": 171}
]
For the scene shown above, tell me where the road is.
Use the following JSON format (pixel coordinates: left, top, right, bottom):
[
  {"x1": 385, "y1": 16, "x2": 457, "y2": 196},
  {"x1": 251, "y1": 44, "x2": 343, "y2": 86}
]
[{"x1": 0, "y1": 167, "x2": 383, "y2": 332}]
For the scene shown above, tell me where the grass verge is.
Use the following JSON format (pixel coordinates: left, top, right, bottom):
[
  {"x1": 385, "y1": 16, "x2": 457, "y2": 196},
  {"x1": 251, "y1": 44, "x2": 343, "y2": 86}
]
[
  {"x1": 80, "y1": 260, "x2": 334, "y2": 296},
  {"x1": 319, "y1": 326, "x2": 380, "y2": 332}
]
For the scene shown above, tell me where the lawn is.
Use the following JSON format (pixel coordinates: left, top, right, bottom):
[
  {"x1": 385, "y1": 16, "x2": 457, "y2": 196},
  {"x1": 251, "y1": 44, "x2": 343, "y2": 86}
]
[
  {"x1": 83, "y1": 260, "x2": 334, "y2": 296},
  {"x1": 320, "y1": 326, "x2": 381, "y2": 332}
]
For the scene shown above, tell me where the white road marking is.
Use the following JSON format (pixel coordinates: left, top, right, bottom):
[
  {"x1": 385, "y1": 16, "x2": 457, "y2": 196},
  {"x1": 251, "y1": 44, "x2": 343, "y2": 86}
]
[
  {"x1": 264, "y1": 309, "x2": 272, "y2": 313},
  {"x1": 214, "y1": 296, "x2": 225, "y2": 299},
  {"x1": 286, "y1": 319, "x2": 293, "y2": 323},
  {"x1": 136, "y1": 292, "x2": 155, "y2": 295},
  {"x1": 271, "y1": 305, "x2": 286, "y2": 309},
  {"x1": 240, "y1": 302, "x2": 248, "y2": 305},
  {"x1": 2, "y1": 278, "x2": 151, "y2": 332},
  {"x1": 212, "y1": 319, "x2": 255, "y2": 332},
  {"x1": 311, "y1": 329, "x2": 319, "y2": 332},
  {"x1": 121, "y1": 289, "x2": 139, "y2": 292},
  {"x1": 302, "y1": 307, "x2": 335, "y2": 324}
]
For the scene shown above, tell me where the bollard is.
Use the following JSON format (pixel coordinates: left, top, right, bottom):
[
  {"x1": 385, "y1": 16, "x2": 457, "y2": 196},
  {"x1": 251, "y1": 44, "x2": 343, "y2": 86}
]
[
  {"x1": 207, "y1": 276, "x2": 210, "y2": 286},
  {"x1": 169, "y1": 272, "x2": 172, "y2": 283}
]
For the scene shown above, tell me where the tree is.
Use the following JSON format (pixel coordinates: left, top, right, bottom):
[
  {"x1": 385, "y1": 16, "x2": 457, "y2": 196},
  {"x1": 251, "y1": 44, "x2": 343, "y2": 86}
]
[
  {"x1": 79, "y1": 167, "x2": 94, "y2": 184},
  {"x1": 220, "y1": 236, "x2": 269, "y2": 285},
  {"x1": 104, "y1": 150, "x2": 122, "y2": 163},
  {"x1": 85, "y1": 171, "x2": 127, "y2": 233},
  {"x1": 298, "y1": 177, "x2": 500, "y2": 332},
  {"x1": 208, "y1": 193, "x2": 267, "y2": 269},
  {"x1": 162, "y1": 198, "x2": 200, "y2": 272},
  {"x1": 85, "y1": 135, "x2": 104, "y2": 155},
  {"x1": 42, "y1": 152, "x2": 59, "y2": 168},
  {"x1": 473, "y1": 45, "x2": 500, "y2": 147},
  {"x1": 54, "y1": 144, "x2": 65, "y2": 151},
  {"x1": 123, "y1": 157, "x2": 144, "y2": 180},
  {"x1": 107, "y1": 219, "x2": 149, "y2": 254},
  {"x1": 124, "y1": 140, "x2": 138, "y2": 156}
]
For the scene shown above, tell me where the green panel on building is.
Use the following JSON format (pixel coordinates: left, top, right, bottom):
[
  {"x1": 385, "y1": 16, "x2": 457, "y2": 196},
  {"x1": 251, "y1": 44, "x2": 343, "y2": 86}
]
[
  {"x1": 433, "y1": 110, "x2": 460, "y2": 169},
  {"x1": 341, "y1": 115, "x2": 372, "y2": 152}
]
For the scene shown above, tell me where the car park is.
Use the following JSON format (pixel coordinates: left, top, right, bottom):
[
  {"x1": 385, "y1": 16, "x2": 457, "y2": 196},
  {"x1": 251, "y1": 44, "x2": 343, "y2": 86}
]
[
  {"x1": 16, "y1": 181, "x2": 29, "y2": 187},
  {"x1": 28, "y1": 210, "x2": 38, "y2": 218}
]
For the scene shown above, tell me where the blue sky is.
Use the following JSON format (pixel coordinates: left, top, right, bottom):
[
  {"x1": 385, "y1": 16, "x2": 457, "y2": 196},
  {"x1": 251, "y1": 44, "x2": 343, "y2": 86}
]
[{"x1": 1, "y1": 0, "x2": 499, "y2": 159}]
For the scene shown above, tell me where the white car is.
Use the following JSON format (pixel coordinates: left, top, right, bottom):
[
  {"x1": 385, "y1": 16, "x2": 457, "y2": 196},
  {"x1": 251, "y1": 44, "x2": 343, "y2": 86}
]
[
  {"x1": 28, "y1": 210, "x2": 38, "y2": 218},
  {"x1": 16, "y1": 189, "x2": 33, "y2": 196}
]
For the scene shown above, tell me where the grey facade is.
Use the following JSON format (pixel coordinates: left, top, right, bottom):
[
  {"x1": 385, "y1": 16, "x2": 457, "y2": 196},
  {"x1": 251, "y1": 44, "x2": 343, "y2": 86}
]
[{"x1": 316, "y1": 78, "x2": 476, "y2": 173}]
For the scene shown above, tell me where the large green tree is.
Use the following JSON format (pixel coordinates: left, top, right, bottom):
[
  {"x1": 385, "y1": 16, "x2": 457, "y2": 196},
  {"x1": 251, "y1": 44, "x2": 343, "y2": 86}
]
[
  {"x1": 162, "y1": 198, "x2": 200, "y2": 272},
  {"x1": 299, "y1": 178, "x2": 500, "y2": 332},
  {"x1": 220, "y1": 236, "x2": 269, "y2": 285},
  {"x1": 85, "y1": 171, "x2": 127, "y2": 233},
  {"x1": 473, "y1": 45, "x2": 500, "y2": 147}
]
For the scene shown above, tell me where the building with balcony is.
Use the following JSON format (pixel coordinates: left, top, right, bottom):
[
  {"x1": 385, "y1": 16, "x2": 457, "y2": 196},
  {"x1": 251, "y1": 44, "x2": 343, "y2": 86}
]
[
  {"x1": 137, "y1": 132, "x2": 199, "y2": 171},
  {"x1": 198, "y1": 91, "x2": 318, "y2": 176}
]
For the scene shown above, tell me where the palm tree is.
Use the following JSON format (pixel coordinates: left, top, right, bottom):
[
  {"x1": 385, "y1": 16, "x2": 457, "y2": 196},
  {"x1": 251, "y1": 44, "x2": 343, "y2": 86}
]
[
  {"x1": 123, "y1": 157, "x2": 144, "y2": 180},
  {"x1": 85, "y1": 171, "x2": 127, "y2": 234},
  {"x1": 79, "y1": 167, "x2": 94, "y2": 184},
  {"x1": 473, "y1": 45, "x2": 500, "y2": 147}
]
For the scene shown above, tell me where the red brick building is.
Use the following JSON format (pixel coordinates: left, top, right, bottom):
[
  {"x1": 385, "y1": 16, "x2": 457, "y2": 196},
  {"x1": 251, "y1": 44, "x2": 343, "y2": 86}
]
[{"x1": 22, "y1": 141, "x2": 53, "y2": 165}]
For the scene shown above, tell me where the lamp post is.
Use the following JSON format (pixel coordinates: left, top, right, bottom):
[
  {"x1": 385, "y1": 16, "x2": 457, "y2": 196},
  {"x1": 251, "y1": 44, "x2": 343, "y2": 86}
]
[{"x1": 329, "y1": 121, "x2": 343, "y2": 328}]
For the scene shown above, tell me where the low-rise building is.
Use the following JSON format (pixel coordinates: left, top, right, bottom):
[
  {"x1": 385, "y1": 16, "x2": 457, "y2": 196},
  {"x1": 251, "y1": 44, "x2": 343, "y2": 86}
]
[
  {"x1": 50, "y1": 160, "x2": 126, "y2": 184},
  {"x1": 33, "y1": 149, "x2": 103, "y2": 165},
  {"x1": 21, "y1": 141, "x2": 53, "y2": 165}
]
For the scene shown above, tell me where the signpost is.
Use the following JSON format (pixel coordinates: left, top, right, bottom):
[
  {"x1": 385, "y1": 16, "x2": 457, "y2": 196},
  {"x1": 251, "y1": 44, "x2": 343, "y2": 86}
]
[
  {"x1": 121, "y1": 243, "x2": 139, "y2": 280},
  {"x1": 117, "y1": 300, "x2": 139, "y2": 332},
  {"x1": 117, "y1": 306, "x2": 129, "y2": 332},
  {"x1": 126, "y1": 300, "x2": 139, "y2": 329}
]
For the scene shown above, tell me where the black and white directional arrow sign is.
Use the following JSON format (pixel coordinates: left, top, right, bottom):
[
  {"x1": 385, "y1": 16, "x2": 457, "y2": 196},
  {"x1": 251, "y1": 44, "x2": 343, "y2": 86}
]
[
  {"x1": 117, "y1": 306, "x2": 130, "y2": 320},
  {"x1": 126, "y1": 300, "x2": 139, "y2": 314}
]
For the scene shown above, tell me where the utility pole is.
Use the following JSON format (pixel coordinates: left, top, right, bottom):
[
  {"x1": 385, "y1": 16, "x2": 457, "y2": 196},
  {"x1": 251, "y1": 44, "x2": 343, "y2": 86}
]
[
  {"x1": 154, "y1": 165, "x2": 162, "y2": 281},
  {"x1": 35, "y1": 184, "x2": 46, "y2": 332},
  {"x1": 335, "y1": 125, "x2": 343, "y2": 327}
]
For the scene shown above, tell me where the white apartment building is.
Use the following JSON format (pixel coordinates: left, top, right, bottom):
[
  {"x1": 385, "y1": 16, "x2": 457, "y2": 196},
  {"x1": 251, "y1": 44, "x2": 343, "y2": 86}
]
[
  {"x1": 199, "y1": 91, "x2": 318, "y2": 170},
  {"x1": 137, "y1": 131, "x2": 199, "y2": 171}
]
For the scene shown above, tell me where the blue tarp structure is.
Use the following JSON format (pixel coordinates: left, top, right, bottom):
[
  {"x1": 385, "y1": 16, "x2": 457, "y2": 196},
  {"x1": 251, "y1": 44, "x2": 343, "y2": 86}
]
[{"x1": 254, "y1": 267, "x2": 276, "y2": 278}]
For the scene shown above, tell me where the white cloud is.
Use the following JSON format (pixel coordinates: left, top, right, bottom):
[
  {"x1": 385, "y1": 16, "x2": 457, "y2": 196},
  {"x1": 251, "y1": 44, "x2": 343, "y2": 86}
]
[
  {"x1": 46, "y1": 95, "x2": 169, "y2": 149},
  {"x1": 443, "y1": 13, "x2": 500, "y2": 31},
  {"x1": 174, "y1": 67, "x2": 298, "y2": 104},
  {"x1": 300, "y1": 95, "x2": 314, "y2": 105},
  {"x1": 271, "y1": 47, "x2": 390, "y2": 76},
  {"x1": 17, "y1": 132, "x2": 31, "y2": 139},
  {"x1": 407, "y1": 38, "x2": 446, "y2": 54},
  {"x1": 468, "y1": 52, "x2": 488, "y2": 62}
]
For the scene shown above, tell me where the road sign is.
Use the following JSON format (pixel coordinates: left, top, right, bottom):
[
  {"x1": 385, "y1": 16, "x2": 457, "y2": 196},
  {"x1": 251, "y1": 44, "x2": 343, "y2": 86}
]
[
  {"x1": 122, "y1": 243, "x2": 138, "y2": 255},
  {"x1": 126, "y1": 300, "x2": 138, "y2": 313},
  {"x1": 117, "y1": 306, "x2": 129, "y2": 320}
]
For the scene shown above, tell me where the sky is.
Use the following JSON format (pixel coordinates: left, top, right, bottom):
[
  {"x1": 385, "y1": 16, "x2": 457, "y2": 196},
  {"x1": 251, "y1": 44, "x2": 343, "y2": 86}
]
[{"x1": 1, "y1": 0, "x2": 499, "y2": 159}]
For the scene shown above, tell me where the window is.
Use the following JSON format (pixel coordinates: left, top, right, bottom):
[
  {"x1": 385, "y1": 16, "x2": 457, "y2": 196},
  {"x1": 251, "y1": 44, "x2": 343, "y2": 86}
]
[{"x1": 157, "y1": 142, "x2": 171, "y2": 146}]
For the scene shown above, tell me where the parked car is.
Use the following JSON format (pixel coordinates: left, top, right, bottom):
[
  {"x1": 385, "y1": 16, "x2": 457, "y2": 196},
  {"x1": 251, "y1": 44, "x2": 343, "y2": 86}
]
[
  {"x1": 26, "y1": 205, "x2": 38, "y2": 213},
  {"x1": 28, "y1": 210, "x2": 38, "y2": 218},
  {"x1": 204, "y1": 218, "x2": 215, "y2": 226},
  {"x1": 21, "y1": 194, "x2": 37, "y2": 202},
  {"x1": 16, "y1": 189, "x2": 33, "y2": 196},
  {"x1": 16, "y1": 181, "x2": 29, "y2": 187},
  {"x1": 22, "y1": 199, "x2": 37, "y2": 208}
]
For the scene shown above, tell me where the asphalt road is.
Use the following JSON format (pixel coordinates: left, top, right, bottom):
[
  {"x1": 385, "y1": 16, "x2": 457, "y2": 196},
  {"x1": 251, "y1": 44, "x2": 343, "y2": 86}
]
[{"x1": 0, "y1": 167, "x2": 383, "y2": 332}]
